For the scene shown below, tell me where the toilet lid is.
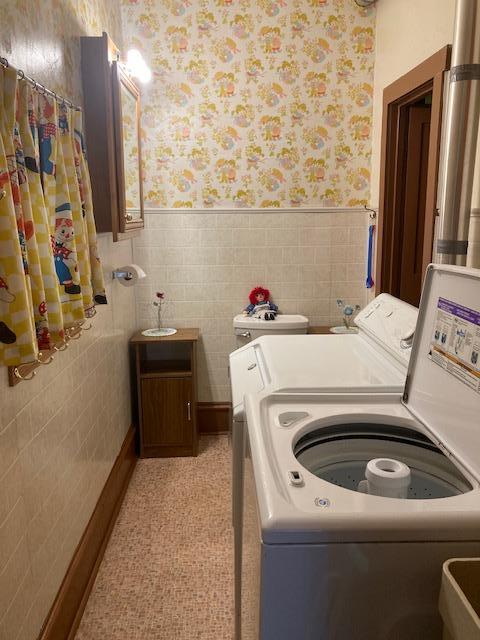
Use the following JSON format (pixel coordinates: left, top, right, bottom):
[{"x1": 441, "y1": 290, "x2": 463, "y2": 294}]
[
  {"x1": 233, "y1": 314, "x2": 309, "y2": 330},
  {"x1": 404, "y1": 265, "x2": 480, "y2": 480}
]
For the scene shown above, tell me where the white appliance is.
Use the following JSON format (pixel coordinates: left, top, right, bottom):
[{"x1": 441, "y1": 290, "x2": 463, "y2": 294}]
[
  {"x1": 242, "y1": 265, "x2": 480, "y2": 639},
  {"x1": 233, "y1": 313, "x2": 309, "y2": 348},
  {"x1": 229, "y1": 294, "x2": 418, "y2": 639}
]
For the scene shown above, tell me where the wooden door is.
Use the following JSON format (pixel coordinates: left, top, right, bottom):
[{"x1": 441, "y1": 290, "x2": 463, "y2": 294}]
[
  {"x1": 141, "y1": 377, "x2": 193, "y2": 456},
  {"x1": 377, "y1": 46, "x2": 451, "y2": 305},
  {"x1": 399, "y1": 105, "x2": 431, "y2": 306}
]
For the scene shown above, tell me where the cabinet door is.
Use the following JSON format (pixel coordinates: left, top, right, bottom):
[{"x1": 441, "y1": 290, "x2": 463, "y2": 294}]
[{"x1": 141, "y1": 377, "x2": 193, "y2": 451}]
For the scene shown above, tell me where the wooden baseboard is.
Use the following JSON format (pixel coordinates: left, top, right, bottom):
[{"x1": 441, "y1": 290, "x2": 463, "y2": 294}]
[
  {"x1": 197, "y1": 402, "x2": 231, "y2": 434},
  {"x1": 38, "y1": 426, "x2": 137, "y2": 640}
]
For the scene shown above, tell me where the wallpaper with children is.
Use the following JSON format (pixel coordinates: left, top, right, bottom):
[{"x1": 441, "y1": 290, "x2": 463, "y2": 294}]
[{"x1": 121, "y1": 0, "x2": 375, "y2": 209}]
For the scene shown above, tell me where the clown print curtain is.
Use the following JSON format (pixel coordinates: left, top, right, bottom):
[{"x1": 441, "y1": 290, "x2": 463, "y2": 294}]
[{"x1": 0, "y1": 65, "x2": 107, "y2": 367}]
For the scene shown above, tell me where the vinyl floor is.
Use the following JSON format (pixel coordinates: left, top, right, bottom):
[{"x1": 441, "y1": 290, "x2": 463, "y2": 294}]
[{"x1": 75, "y1": 435, "x2": 234, "y2": 640}]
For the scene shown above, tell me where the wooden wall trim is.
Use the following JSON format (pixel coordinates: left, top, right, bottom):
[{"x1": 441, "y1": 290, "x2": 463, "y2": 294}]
[
  {"x1": 198, "y1": 402, "x2": 232, "y2": 434},
  {"x1": 38, "y1": 426, "x2": 137, "y2": 640}
]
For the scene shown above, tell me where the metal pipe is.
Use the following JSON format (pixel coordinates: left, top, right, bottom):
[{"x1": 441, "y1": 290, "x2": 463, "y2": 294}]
[{"x1": 437, "y1": 0, "x2": 480, "y2": 265}]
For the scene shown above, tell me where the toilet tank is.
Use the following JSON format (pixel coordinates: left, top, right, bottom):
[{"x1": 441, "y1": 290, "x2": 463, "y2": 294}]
[{"x1": 233, "y1": 314, "x2": 309, "y2": 346}]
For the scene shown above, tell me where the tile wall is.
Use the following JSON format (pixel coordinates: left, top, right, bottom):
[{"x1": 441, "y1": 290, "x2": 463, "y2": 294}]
[
  {"x1": 0, "y1": 235, "x2": 136, "y2": 640},
  {"x1": 134, "y1": 209, "x2": 368, "y2": 402},
  {"x1": 0, "y1": 3, "x2": 138, "y2": 639}
]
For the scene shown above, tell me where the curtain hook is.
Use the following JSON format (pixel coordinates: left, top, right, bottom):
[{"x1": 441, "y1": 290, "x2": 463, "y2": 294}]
[
  {"x1": 82, "y1": 323, "x2": 93, "y2": 331},
  {"x1": 13, "y1": 367, "x2": 36, "y2": 381},
  {"x1": 37, "y1": 351, "x2": 55, "y2": 364},
  {"x1": 53, "y1": 339, "x2": 68, "y2": 351},
  {"x1": 18, "y1": 69, "x2": 25, "y2": 80},
  {"x1": 0, "y1": 189, "x2": 6, "y2": 201},
  {"x1": 66, "y1": 326, "x2": 81, "y2": 340},
  {"x1": 0, "y1": 56, "x2": 9, "y2": 68}
]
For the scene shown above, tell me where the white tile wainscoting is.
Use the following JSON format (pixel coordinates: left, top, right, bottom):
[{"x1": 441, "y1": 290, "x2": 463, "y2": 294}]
[
  {"x1": 133, "y1": 208, "x2": 369, "y2": 403},
  {"x1": 0, "y1": 235, "x2": 136, "y2": 640}
]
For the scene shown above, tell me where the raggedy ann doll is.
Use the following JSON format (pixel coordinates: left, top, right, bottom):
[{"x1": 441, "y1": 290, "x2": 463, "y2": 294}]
[{"x1": 243, "y1": 286, "x2": 278, "y2": 320}]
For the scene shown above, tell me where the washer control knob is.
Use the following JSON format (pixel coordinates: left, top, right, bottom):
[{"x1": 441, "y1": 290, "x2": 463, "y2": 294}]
[{"x1": 400, "y1": 329, "x2": 415, "y2": 350}]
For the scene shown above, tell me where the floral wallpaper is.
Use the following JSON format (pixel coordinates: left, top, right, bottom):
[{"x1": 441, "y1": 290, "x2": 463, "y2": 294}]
[{"x1": 121, "y1": 0, "x2": 375, "y2": 209}]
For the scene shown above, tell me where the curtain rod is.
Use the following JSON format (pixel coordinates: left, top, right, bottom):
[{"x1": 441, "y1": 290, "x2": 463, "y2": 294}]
[{"x1": 0, "y1": 55, "x2": 82, "y2": 111}]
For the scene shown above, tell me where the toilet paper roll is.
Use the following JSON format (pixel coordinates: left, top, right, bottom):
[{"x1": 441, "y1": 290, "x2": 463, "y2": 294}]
[{"x1": 114, "y1": 264, "x2": 147, "y2": 286}]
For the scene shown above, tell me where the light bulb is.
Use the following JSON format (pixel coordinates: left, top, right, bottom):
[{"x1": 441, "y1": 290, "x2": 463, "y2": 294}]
[{"x1": 126, "y1": 49, "x2": 152, "y2": 84}]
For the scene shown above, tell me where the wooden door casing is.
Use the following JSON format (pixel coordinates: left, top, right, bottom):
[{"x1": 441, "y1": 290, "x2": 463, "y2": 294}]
[{"x1": 376, "y1": 46, "x2": 451, "y2": 301}]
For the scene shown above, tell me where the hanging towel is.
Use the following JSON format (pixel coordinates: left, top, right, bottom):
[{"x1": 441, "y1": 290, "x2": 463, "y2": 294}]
[
  {"x1": 18, "y1": 81, "x2": 65, "y2": 345},
  {"x1": 73, "y1": 110, "x2": 107, "y2": 306},
  {"x1": 366, "y1": 223, "x2": 375, "y2": 289},
  {"x1": 0, "y1": 66, "x2": 37, "y2": 365}
]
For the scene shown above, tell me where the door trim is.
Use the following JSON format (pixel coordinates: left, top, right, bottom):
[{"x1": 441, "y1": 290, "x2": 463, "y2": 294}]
[{"x1": 376, "y1": 45, "x2": 451, "y2": 295}]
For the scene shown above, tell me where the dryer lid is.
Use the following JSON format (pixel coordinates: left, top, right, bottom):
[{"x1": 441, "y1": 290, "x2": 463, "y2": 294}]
[
  {"x1": 355, "y1": 294, "x2": 418, "y2": 368},
  {"x1": 403, "y1": 265, "x2": 480, "y2": 480}
]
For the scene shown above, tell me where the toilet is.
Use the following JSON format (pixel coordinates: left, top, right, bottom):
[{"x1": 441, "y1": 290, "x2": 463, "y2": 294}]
[{"x1": 233, "y1": 313, "x2": 309, "y2": 347}]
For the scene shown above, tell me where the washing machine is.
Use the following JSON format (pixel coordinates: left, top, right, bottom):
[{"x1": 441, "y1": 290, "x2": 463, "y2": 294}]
[
  {"x1": 241, "y1": 264, "x2": 480, "y2": 640},
  {"x1": 229, "y1": 294, "x2": 418, "y2": 639}
]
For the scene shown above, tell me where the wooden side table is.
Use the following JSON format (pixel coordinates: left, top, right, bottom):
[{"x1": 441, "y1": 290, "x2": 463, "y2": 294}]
[{"x1": 130, "y1": 329, "x2": 199, "y2": 458}]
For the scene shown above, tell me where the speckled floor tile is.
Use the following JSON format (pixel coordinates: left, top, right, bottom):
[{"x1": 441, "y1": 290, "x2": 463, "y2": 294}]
[{"x1": 75, "y1": 435, "x2": 234, "y2": 640}]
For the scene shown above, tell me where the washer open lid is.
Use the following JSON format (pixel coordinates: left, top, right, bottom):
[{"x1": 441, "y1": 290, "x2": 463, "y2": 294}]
[{"x1": 403, "y1": 265, "x2": 480, "y2": 481}]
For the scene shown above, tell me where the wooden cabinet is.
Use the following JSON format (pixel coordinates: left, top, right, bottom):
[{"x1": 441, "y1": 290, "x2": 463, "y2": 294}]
[
  {"x1": 81, "y1": 32, "x2": 144, "y2": 241},
  {"x1": 130, "y1": 329, "x2": 199, "y2": 458}
]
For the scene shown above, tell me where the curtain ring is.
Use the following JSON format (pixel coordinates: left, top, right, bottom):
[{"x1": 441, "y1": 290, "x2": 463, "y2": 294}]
[
  {"x1": 82, "y1": 323, "x2": 93, "y2": 331},
  {"x1": 0, "y1": 190, "x2": 6, "y2": 201},
  {"x1": 53, "y1": 340, "x2": 68, "y2": 351},
  {"x1": 13, "y1": 367, "x2": 36, "y2": 381},
  {"x1": 0, "y1": 56, "x2": 9, "y2": 68},
  {"x1": 37, "y1": 351, "x2": 55, "y2": 364},
  {"x1": 18, "y1": 69, "x2": 25, "y2": 80}
]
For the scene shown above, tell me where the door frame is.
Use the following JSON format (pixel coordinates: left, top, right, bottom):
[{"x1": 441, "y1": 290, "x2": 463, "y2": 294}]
[{"x1": 376, "y1": 45, "x2": 451, "y2": 295}]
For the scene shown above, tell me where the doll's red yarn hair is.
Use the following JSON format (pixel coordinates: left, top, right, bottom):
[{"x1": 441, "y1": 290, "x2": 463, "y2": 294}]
[{"x1": 249, "y1": 286, "x2": 270, "y2": 305}]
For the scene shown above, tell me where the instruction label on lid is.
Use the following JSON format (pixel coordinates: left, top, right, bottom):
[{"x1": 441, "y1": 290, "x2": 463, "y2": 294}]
[{"x1": 429, "y1": 297, "x2": 480, "y2": 394}]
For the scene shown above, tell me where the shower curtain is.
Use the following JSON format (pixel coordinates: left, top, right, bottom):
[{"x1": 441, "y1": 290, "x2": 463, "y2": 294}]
[{"x1": 0, "y1": 65, "x2": 107, "y2": 367}]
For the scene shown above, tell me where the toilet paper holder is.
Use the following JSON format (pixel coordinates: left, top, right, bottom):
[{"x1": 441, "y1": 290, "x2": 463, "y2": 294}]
[
  {"x1": 112, "y1": 269, "x2": 135, "y2": 281},
  {"x1": 112, "y1": 264, "x2": 146, "y2": 286}
]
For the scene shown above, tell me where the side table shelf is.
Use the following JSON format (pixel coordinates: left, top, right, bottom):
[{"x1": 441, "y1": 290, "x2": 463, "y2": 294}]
[{"x1": 130, "y1": 329, "x2": 199, "y2": 458}]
